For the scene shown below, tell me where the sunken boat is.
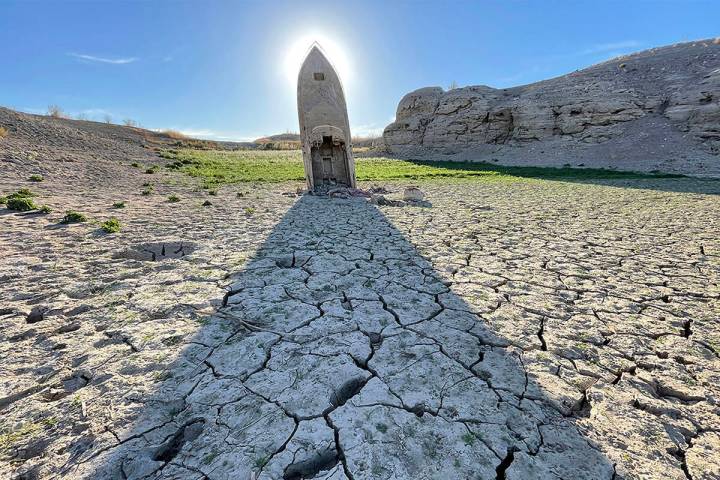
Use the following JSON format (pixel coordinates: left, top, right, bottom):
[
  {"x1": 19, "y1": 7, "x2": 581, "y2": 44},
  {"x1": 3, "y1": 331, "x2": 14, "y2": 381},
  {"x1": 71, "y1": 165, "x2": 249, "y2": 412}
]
[{"x1": 297, "y1": 44, "x2": 356, "y2": 190}]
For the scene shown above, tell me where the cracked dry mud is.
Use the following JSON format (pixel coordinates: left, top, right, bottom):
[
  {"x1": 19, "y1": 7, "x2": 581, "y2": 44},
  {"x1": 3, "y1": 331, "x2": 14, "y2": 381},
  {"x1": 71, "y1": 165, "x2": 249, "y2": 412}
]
[{"x1": 1, "y1": 172, "x2": 720, "y2": 480}]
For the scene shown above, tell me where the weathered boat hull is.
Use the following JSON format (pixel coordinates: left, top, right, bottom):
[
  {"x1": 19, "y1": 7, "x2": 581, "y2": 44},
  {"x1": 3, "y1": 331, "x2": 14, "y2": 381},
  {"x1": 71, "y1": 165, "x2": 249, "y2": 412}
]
[{"x1": 297, "y1": 45, "x2": 356, "y2": 190}]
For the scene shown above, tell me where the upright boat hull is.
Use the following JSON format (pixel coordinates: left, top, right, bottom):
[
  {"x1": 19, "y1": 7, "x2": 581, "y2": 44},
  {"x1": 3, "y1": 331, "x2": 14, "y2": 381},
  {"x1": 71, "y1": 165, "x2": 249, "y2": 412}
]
[{"x1": 297, "y1": 45, "x2": 356, "y2": 190}]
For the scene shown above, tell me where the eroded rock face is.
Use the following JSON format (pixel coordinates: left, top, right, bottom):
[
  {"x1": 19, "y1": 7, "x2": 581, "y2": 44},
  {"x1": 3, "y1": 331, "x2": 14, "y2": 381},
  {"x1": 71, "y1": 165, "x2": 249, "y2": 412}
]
[{"x1": 384, "y1": 40, "x2": 720, "y2": 176}]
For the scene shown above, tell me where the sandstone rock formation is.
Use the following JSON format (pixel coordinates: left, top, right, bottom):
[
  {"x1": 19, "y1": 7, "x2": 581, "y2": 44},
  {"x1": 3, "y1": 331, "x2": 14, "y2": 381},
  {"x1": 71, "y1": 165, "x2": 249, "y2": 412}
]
[{"x1": 383, "y1": 40, "x2": 720, "y2": 176}]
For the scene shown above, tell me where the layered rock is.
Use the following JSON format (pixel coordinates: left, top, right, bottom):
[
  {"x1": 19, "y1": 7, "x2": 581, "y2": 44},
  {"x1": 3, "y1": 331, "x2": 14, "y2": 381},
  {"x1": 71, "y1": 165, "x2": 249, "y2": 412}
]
[{"x1": 384, "y1": 39, "x2": 720, "y2": 176}]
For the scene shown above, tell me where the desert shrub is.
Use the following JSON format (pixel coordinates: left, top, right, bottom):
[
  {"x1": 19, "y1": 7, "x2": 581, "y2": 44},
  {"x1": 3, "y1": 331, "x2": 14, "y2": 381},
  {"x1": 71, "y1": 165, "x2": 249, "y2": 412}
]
[
  {"x1": 165, "y1": 161, "x2": 183, "y2": 170},
  {"x1": 0, "y1": 127, "x2": 8, "y2": 138},
  {"x1": 168, "y1": 194, "x2": 180, "y2": 203},
  {"x1": 161, "y1": 130, "x2": 187, "y2": 140},
  {"x1": 202, "y1": 200, "x2": 212, "y2": 206},
  {"x1": 131, "y1": 162, "x2": 140, "y2": 168},
  {"x1": 145, "y1": 166, "x2": 159, "y2": 174},
  {"x1": 7, "y1": 197, "x2": 37, "y2": 211},
  {"x1": 38, "y1": 205, "x2": 52, "y2": 214},
  {"x1": 244, "y1": 207, "x2": 255, "y2": 215},
  {"x1": 208, "y1": 189, "x2": 218, "y2": 196},
  {"x1": 8, "y1": 188, "x2": 35, "y2": 199},
  {"x1": 141, "y1": 182, "x2": 154, "y2": 195},
  {"x1": 101, "y1": 217, "x2": 121, "y2": 233},
  {"x1": 47, "y1": 105, "x2": 65, "y2": 118},
  {"x1": 0, "y1": 196, "x2": 6, "y2": 205},
  {"x1": 29, "y1": 174, "x2": 43, "y2": 182},
  {"x1": 60, "y1": 210, "x2": 87, "y2": 224},
  {"x1": 113, "y1": 201, "x2": 126, "y2": 208}
]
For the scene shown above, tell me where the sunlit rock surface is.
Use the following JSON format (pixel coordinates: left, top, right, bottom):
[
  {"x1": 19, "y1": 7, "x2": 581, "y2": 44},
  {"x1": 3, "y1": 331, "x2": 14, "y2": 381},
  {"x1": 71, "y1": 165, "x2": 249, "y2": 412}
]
[{"x1": 384, "y1": 40, "x2": 720, "y2": 176}]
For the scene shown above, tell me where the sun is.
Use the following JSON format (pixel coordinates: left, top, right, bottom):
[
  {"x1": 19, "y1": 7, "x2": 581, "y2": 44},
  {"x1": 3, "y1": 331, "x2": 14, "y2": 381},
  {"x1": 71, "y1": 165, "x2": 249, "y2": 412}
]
[{"x1": 284, "y1": 33, "x2": 352, "y2": 89}]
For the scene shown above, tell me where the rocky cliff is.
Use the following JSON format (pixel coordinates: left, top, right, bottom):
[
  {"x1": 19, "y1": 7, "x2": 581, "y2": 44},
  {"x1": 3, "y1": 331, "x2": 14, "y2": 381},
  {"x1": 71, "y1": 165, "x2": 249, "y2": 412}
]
[{"x1": 383, "y1": 39, "x2": 720, "y2": 176}]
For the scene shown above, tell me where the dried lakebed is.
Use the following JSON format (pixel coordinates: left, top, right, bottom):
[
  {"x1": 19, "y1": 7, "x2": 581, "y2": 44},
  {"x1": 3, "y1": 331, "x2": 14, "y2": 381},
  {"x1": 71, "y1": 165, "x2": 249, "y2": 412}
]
[{"x1": 1, "y1": 178, "x2": 719, "y2": 480}]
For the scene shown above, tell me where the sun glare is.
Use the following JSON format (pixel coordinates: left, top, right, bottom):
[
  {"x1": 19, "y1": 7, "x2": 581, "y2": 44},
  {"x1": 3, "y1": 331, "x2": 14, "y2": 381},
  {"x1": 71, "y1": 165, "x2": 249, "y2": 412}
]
[{"x1": 284, "y1": 33, "x2": 353, "y2": 89}]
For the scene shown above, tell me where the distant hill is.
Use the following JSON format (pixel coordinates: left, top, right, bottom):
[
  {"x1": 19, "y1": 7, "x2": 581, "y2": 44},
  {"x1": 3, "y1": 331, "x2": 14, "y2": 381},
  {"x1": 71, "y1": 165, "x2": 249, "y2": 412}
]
[
  {"x1": 255, "y1": 132, "x2": 301, "y2": 143},
  {"x1": 253, "y1": 132, "x2": 384, "y2": 150},
  {"x1": 383, "y1": 39, "x2": 720, "y2": 176},
  {"x1": 0, "y1": 107, "x2": 259, "y2": 153},
  {"x1": 254, "y1": 133, "x2": 301, "y2": 150},
  {"x1": 0, "y1": 108, "x2": 387, "y2": 160}
]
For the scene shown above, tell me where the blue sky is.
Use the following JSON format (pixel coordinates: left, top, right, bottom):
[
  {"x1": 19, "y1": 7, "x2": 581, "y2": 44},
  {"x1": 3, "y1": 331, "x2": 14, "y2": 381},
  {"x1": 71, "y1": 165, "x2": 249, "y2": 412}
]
[{"x1": 1, "y1": 0, "x2": 718, "y2": 141}]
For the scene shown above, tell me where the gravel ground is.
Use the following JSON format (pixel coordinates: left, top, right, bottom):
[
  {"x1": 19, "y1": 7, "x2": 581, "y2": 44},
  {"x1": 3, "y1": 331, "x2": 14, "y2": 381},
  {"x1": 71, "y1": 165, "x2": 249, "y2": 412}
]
[{"x1": 1, "y1": 113, "x2": 719, "y2": 479}]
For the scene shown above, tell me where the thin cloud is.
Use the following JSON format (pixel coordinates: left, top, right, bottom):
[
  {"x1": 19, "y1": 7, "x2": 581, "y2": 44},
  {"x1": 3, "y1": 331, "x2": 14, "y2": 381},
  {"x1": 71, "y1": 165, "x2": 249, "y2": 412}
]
[
  {"x1": 176, "y1": 128, "x2": 218, "y2": 138},
  {"x1": 157, "y1": 128, "x2": 258, "y2": 142},
  {"x1": 492, "y1": 70, "x2": 530, "y2": 86},
  {"x1": 580, "y1": 41, "x2": 641, "y2": 55},
  {"x1": 20, "y1": 107, "x2": 46, "y2": 115},
  {"x1": 352, "y1": 123, "x2": 384, "y2": 137},
  {"x1": 69, "y1": 53, "x2": 138, "y2": 64},
  {"x1": 77, "y1": 108, "x2": 113, "y2": 116}
]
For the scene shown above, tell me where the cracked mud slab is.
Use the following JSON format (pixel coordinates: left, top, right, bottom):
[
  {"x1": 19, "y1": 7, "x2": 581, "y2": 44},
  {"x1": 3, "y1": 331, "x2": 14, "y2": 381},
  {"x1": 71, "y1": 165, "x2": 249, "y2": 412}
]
[{"x1": 1, "y1": 163, "x2": 719, "y2": 479}]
